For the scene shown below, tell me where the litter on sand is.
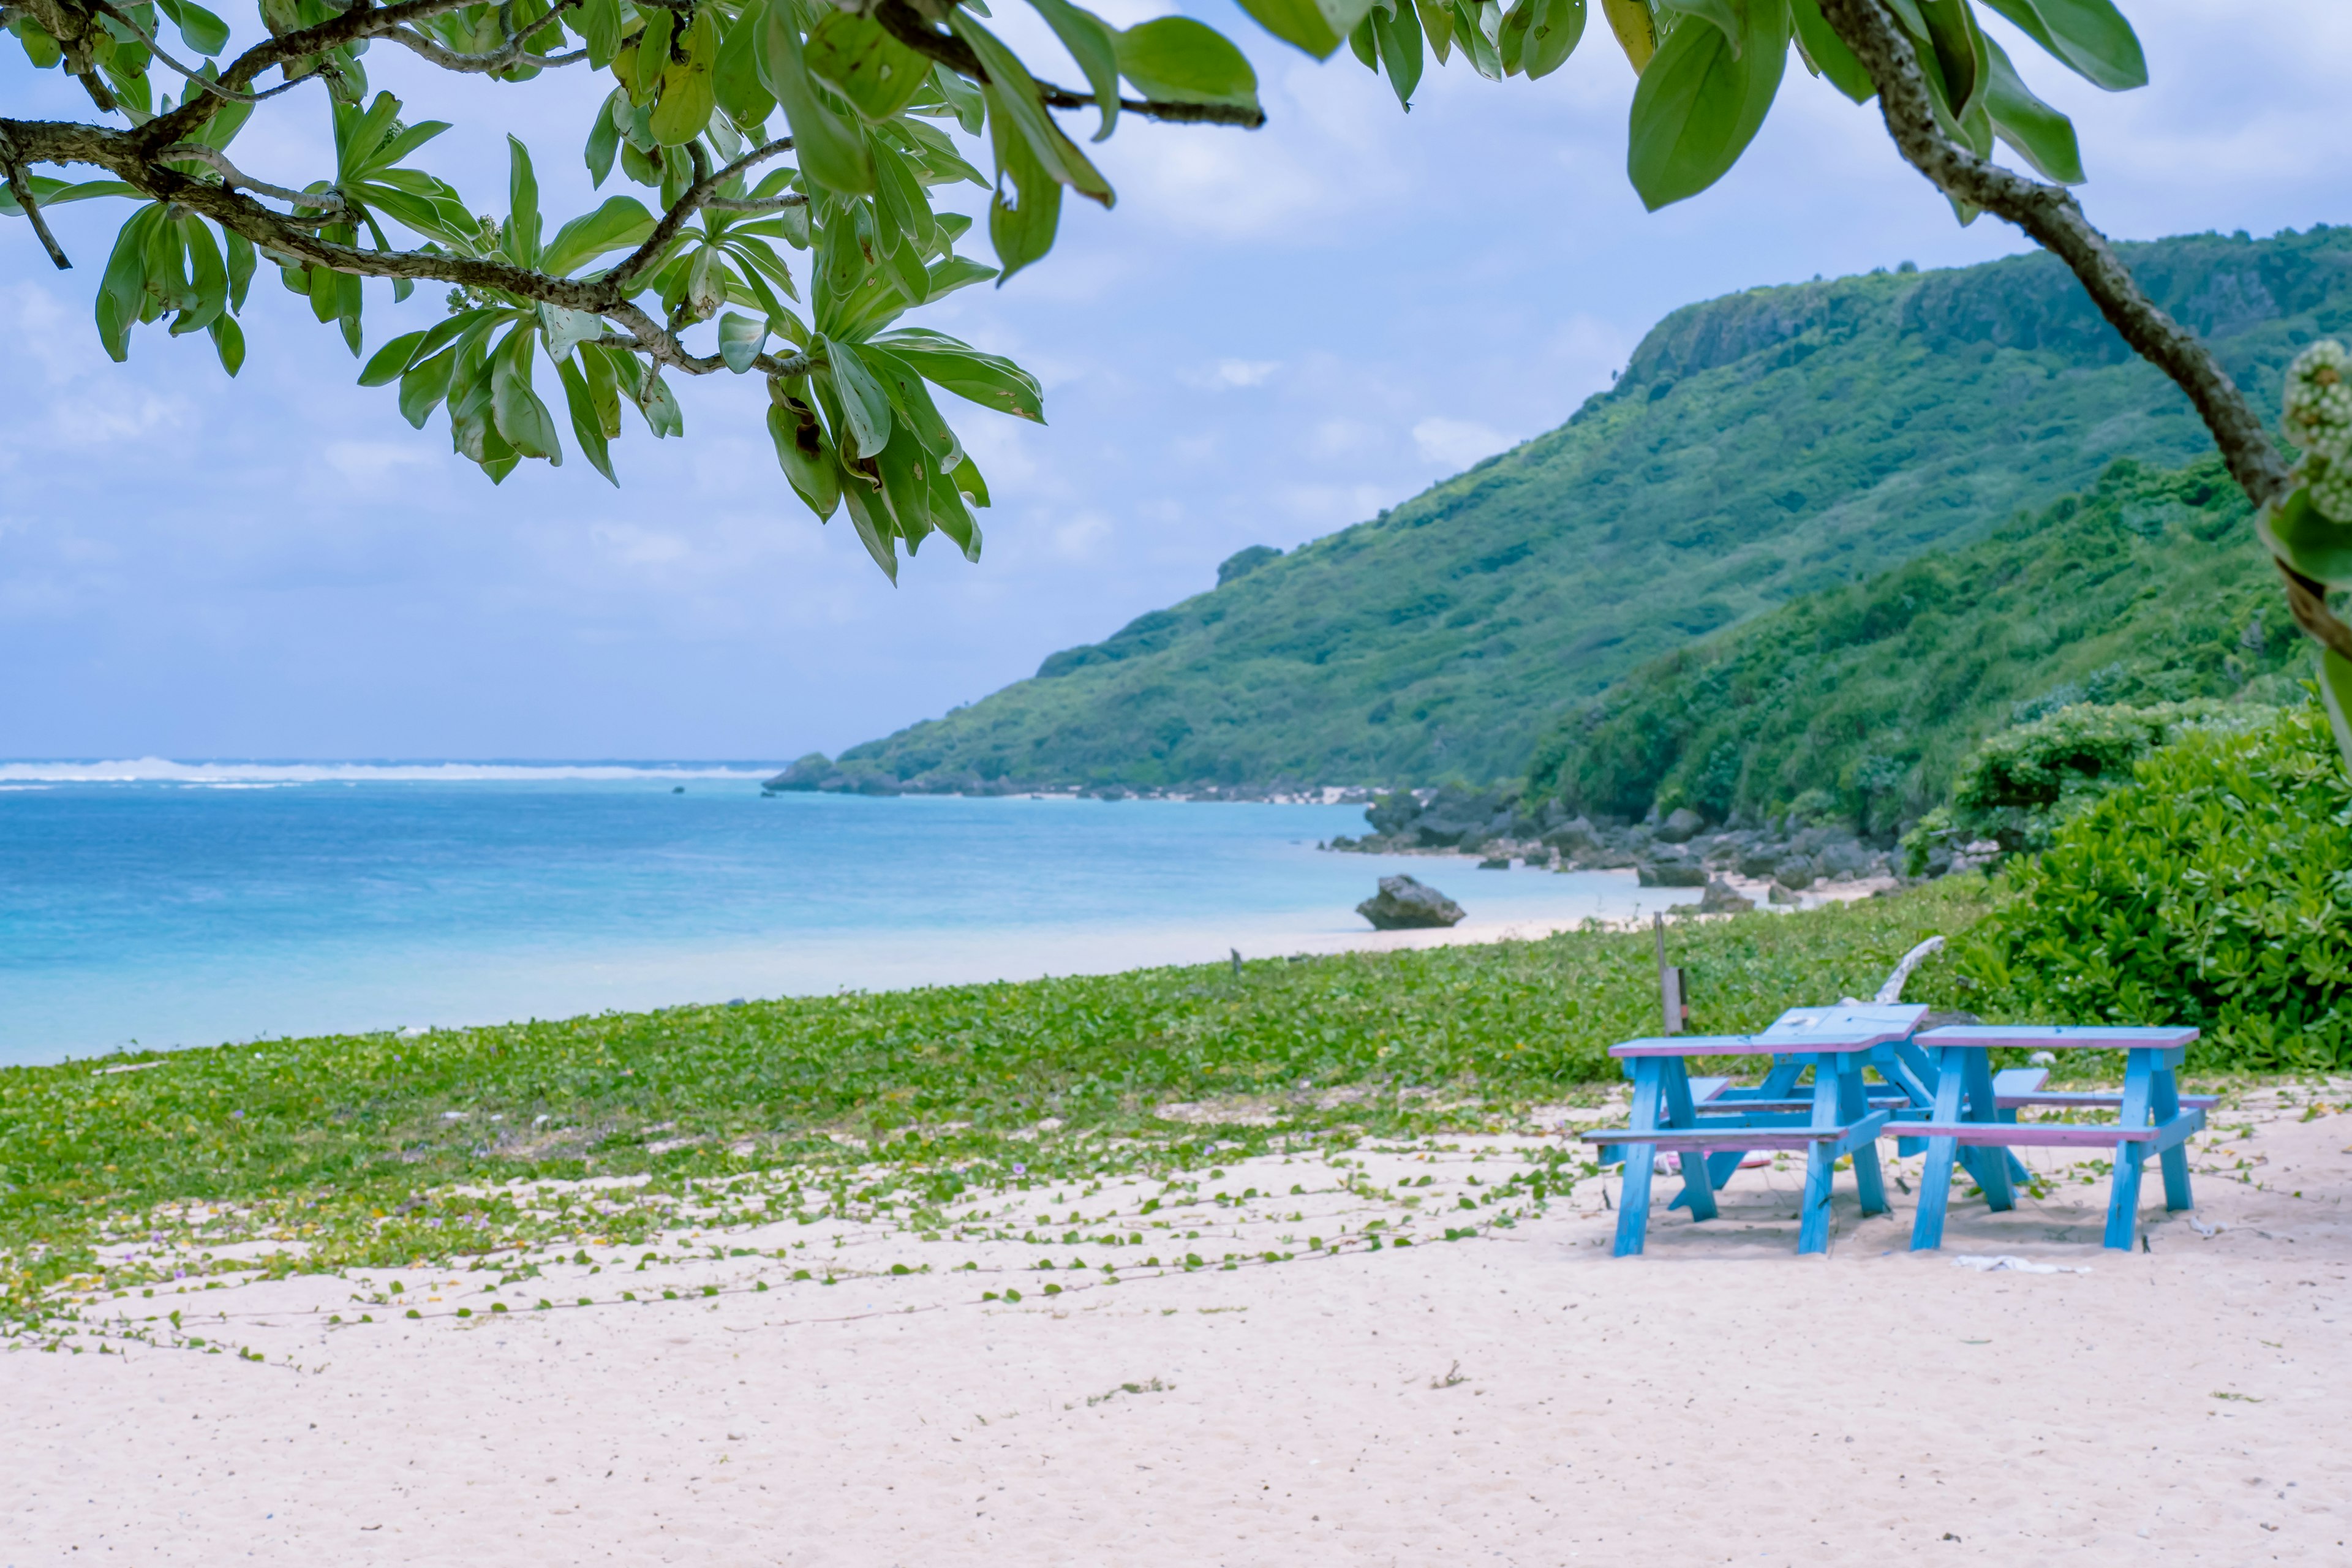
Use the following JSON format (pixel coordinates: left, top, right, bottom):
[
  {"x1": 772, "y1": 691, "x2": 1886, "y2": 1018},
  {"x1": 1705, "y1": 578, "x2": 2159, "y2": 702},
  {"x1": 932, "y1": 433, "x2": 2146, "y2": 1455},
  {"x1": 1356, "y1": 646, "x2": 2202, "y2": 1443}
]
[{"x1": 1951, "y1": 1254, "x2": 2091, "y2": 1275}]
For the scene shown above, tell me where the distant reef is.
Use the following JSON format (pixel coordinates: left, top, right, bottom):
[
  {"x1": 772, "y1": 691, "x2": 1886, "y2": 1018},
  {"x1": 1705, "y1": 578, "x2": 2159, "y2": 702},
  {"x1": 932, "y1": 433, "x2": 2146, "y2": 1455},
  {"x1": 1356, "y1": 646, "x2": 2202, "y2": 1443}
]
[{"x1": 800, "y1": 226, "x2": 2352, "y2": 824}]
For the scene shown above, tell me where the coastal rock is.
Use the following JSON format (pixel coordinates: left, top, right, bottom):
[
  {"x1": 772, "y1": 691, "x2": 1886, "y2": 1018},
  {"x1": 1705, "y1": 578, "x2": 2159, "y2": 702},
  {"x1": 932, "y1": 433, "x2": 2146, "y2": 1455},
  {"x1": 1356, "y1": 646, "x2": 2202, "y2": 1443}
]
[
  {"x1": 1477, "y1": 854, "x2": 1511, "y2": 869},
  {"x1": 1697, "y1": 878, "x2": 1755, "y2": 913},
  {"x1": 1736, "y1": 848, "x2": 1782, "y2": 879},
  {"x1": 1636, "y1": 860, "x2": 1709, "y2": 888},
  {"x1": 1356, "y1": 875, "x2": 1466, "y2": 930},
  {"x1": 1768, "y1": 881, "x2": 1804, "y2": 904},
  {"x1": 1654, "y1": 807, "x2": 1707, "y2": 844}
]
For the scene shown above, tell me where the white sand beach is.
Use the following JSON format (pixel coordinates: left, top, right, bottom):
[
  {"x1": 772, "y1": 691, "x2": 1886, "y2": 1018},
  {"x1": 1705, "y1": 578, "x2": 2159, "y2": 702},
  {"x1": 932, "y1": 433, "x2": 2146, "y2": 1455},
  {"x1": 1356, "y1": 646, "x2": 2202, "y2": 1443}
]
[{"x1": 8, "y1": 1090, "x2": 2348, "y2": 1564}]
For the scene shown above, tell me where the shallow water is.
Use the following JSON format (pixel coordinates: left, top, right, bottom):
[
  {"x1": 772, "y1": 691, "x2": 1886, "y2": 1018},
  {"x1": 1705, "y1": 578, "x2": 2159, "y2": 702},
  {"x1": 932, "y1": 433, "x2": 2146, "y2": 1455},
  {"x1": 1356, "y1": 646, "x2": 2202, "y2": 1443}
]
[{"x1": 0, "y1": 766, "x2": 1694, "y2": 1065}]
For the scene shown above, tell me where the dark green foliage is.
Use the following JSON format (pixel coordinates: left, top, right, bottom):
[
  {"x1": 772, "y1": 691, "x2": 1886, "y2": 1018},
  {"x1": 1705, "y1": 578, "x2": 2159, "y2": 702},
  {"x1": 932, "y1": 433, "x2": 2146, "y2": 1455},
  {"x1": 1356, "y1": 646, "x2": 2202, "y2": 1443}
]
[
  {"x1": 1961, "y1": 709, "x2": 2352, "y2": 1069},
  {"x1": 1526, "y1": 456, "x2": 2309, "y2": 835},
  {"x1": 1901, "y1": 697, "x2": 2271, "y2": 871},
  {"x1": 842, "y1": 230, "x2": 2352, "y2": 792}
]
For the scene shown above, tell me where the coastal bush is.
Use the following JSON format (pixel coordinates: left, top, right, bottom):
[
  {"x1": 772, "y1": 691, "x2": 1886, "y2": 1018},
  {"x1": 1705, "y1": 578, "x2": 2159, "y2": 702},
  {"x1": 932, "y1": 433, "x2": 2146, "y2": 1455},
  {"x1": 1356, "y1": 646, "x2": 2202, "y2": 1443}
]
[
  {"x1": 1960, "y1": 707, "x2": 2352, "y2": 1070},
  {"x1": 1899, "y1": 697, "x2": 2275, "y2": 873}
]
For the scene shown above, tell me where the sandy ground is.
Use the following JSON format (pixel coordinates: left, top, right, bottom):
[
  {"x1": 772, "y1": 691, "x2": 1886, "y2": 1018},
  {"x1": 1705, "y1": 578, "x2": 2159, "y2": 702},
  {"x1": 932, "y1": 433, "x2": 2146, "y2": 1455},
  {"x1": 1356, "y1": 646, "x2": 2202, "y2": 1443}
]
[{"x1": 7, "y1": 1093, "x2": 2350, "y2": 1565}]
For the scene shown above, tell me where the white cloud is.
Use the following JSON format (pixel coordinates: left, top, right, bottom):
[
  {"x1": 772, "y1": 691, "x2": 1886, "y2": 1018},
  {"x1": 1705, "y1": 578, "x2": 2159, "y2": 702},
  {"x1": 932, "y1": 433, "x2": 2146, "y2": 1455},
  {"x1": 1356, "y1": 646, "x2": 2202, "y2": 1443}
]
[
  {"x1": 1412, "y1": 416, "x2": 1509, "y2": 469},
  {"x1": 1184, "y1": 358, "x2": 1282, "y2": 390}
]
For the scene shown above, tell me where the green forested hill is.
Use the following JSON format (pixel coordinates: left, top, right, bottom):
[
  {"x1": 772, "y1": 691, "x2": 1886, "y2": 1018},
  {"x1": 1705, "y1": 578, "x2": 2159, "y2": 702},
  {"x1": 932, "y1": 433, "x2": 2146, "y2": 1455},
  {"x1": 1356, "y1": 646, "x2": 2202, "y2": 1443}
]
[
  {"x1": 1523, "y1": 456, "x2": 2311, "y2": 839},
  {"x1": 829, "y1": 228, "x2": 2352, "y2": 792}
]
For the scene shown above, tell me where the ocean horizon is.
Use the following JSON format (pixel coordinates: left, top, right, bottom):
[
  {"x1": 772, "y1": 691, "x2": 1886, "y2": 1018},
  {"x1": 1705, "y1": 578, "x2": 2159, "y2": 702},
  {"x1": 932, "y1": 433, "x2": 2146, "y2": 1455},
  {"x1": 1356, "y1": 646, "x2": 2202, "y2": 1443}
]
[{"x1": 1, "y1": 763, "x2": 1695, "y2": 1066}]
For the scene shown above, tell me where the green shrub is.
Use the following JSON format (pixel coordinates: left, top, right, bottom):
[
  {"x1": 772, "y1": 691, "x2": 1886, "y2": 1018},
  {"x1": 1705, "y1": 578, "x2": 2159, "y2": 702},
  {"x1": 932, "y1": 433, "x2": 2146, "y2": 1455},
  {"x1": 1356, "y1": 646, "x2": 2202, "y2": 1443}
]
[
  {"x1": 1901, "y1": 698, "x2": 2272, "y2": 873},
  {"x1": 1960, "y1": 707, "x2": 2352, "y2": 1069}
]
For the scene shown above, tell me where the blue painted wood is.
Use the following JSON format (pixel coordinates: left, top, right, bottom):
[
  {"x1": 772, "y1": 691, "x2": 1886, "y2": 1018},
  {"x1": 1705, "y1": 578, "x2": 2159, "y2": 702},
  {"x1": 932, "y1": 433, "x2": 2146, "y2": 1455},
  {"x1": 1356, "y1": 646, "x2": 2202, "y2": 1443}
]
[
  {"x1": 1959, "y1": 1050, "x2": 2016, "y2": 1213},
  {"x1": 1796, "y1": 1056, "x2": 1844, "y2": 1254},
  {"x1": 1613, "y1": 1058, "x2": 1664, "y2": 1257},
  {"x1": 2101, "y1": 1050, "x2": 2157, "y2": 1250},
  {"x1": 1586, "y1": 1110, "x2": 1890, "y2": 1154},
  {"x1": 1659, "y1": 1058, "x2": 1718, "y2": 1223},
  {"x1": 2145, "y1": 1062, "x2": 2195, "y2": 1215},
  {"x1": 1917, "y1": 1024, "x2": 2198, "y2": 1052},
  {"x1": 1838, "y1": 1058, "x2": 1890, "y2": 1218},
  {"x1": 1910, "y1": 1044, "x2": 1972, "y2": 1251}
]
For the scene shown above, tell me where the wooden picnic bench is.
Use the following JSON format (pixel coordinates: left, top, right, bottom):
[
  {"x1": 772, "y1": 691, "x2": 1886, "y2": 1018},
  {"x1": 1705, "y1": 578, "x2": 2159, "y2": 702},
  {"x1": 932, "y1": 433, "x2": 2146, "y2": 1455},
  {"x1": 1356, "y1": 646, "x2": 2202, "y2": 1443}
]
[
  {"x1": 1905, "y1": 1024, "x2": 2205, "y2": 1251},
  {"x1": 1578, "y1": 1003, "x2": 1926, "y2": 1257}
]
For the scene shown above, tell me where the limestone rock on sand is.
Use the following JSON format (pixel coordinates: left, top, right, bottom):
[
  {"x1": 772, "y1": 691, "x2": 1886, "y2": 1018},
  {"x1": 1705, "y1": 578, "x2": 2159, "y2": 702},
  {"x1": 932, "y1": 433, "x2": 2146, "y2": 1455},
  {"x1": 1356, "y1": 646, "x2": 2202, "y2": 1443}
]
[
  {"x1": 1697, "y1": 878, "x2": 1754, "y2": 914},
  {"x1": 1355, "y1": 875, "x2": 1465, "y2": 930}
]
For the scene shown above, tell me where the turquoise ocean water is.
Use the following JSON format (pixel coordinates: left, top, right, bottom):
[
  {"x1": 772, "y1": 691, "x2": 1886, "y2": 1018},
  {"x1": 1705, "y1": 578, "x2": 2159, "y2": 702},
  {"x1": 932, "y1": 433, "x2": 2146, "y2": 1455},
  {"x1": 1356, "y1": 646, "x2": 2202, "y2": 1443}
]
[{"x1": 0, "y1": 763, "x2": 1695, "y2": 1066}]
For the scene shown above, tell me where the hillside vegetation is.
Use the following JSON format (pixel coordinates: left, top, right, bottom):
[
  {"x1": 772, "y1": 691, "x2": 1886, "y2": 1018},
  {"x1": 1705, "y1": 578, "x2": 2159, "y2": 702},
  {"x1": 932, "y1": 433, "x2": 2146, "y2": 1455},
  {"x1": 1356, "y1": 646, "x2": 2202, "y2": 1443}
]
[
  {"x1": 1526, "y1": 456, "x2": 2313, "y2": 837},
  {"x1": 824, "y1": 228, "x2": 2352, "y2": 793}
]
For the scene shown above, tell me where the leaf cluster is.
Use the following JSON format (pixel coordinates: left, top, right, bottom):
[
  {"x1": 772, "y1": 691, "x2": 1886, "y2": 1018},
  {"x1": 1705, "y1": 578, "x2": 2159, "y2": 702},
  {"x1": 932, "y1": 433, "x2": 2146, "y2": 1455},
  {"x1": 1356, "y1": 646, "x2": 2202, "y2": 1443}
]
[{"x1": 1959, "y1": 706, "x2": 2352, "y2": 1071}]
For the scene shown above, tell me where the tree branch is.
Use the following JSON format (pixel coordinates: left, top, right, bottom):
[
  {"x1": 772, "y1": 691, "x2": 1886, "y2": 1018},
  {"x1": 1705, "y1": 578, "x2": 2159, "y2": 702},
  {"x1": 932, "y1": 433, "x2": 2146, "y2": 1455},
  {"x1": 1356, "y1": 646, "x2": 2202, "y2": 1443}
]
[
  {"x1": 379, "y1": 0, "x2": 590, "y2": 75},
  {"x1": 1814, "y1": 0, "x2": 2347, "y2": 657},
  {"x1": 0, "y1": 115, "x2": 780, "y2": 381},
  {"x1": 0, "y1": 127, "x2": 71, "y2": 268},
  {"x1": 872, "y1": 0, "x2": 1267, "y2": 130},
  {"x1": 84, "y1": 0, "x2": 316, "y2": 105},
  {"x1": 157, "y1": 140, "x2": 347, "y2": 219},
  {"x1": 607, "y1": 135, "x2": 796, "y2": 290}
]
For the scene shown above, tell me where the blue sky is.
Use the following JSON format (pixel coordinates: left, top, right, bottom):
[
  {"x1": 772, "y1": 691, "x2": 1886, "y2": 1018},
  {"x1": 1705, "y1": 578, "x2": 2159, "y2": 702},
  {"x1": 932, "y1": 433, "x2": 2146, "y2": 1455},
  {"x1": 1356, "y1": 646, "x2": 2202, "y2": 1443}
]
[{"x1": 3, "y1": 1, "x2": 2346, "y2": 761}]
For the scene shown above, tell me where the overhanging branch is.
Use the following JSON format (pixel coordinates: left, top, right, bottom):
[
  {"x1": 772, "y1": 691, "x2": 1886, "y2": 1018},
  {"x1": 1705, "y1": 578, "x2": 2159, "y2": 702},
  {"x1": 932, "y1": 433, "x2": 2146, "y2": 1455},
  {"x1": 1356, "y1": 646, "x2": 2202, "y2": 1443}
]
[
  {"x1": 872, "y1": 0, "x2": 1267, "y2": 130},
  {"x1": 1815, "y1": 0, "x2": 2348, "y2": 658}
]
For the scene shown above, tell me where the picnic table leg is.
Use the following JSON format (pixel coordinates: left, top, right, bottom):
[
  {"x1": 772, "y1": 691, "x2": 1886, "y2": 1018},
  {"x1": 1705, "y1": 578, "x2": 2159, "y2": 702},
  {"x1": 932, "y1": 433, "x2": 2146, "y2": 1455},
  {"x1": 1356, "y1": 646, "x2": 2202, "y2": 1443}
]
[
  {"x1": 1910, "y1": 1046, "x2": 1972, "y2": 1252},
  {"x1": 1837, "y1": 1057, "x2": 1889, "y2": 1218},
  {"x1": 1879, "y1": 1043, "x2": 1936, "y2": 1157},
  {"x1": 2102, "y1": 1050, "x2": 2156, "y2": 1250},
  {"x1": 1613, "y1": 1059, "x2": 1665, "y2": 1257},
  {"x1": 2149, "y1": 1058, "x2": 2194, "y2": 1215},
  {"x1": 1659, "y1": 1059, "x2": 1719, "y2": 1223},
  {"x1": 1798, "y1": 1057, "x2": 1842, "y2": 1255},
  {"x1": 1958, "y1": 1050, "x2": 2017, "y2": 1213}
]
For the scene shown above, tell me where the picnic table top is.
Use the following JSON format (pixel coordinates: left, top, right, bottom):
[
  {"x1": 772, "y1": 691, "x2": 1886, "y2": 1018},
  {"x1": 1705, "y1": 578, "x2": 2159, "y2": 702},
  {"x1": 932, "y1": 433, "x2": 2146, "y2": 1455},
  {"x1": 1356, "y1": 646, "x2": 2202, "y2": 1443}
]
[
  {"x1": 1915, "y1": 1024, "x2": 2199, "y2": 1050},
  {"x1": 1610, "y1": 1003, "x2": 1926, "y2": 1058}
]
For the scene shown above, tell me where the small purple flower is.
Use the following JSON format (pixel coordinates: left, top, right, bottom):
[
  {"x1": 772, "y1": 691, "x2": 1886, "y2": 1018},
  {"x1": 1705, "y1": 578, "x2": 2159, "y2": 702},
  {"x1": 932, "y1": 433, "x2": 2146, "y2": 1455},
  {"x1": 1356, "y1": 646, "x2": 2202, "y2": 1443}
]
[
  {"x1": 230, "y1": 1110, "x2": 244, "y2": 1119},
  {"x1": 1011, "y1": 1162, "x2": 1026, "y2": 1175}
]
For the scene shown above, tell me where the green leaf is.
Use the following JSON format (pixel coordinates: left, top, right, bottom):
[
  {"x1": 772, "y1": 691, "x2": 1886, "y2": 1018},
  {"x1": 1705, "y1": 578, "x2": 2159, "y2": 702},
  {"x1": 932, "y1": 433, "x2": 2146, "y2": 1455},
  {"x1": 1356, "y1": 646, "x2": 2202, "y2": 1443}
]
[
  {"x1": 1415, "y1": 0, "x2": 1454, "y2": 61},
  {"x1": 650, "y1": 6, "x2": 721, "y2": 146},
  {"x1": 767, "y1": 387, "x2": 843, "y2": 518},
  {"x1": 951, "y1": 13, "x2": 1114, "y2": 206},
  {"x1": 718, "y1": 311, "x2": 768, "y2": 373},
  {"x1": 1979, "y1": 0, "x2": 2144, "y2": 91},
  {"x1": 1348, "y1": 15, "x2": 1379, "y2": 70},
  {"x1": 2320, "y1": 648, "x2": 2352, "y2": 775},
  {"x1": 96, "y1": 208, "x2": 158, "y2": 363},
  {"x1": 823, "y1": 336, "x2": 895, "y2": 458},
  {"x1": 803, "y1": 8, "x2": 935, "y2": 123},
  {"x1": 541, "y1": 195, "x2": 657, "y2": 276},
  {"x1": 1982, "y1": 36, "x2": 2082, "y2": 184},
  {"x1": 635, "y1": 368, "x2": 686, "y2": 438},
  {"x1": 1787, "y1": 0, "x2": 1872, "y2": 102},
  {"x1": 557, "y1": 354, "x2": 620, "y2": 484},
  {"x1": 839, "y1": 478, "x2": 900, "y2": 581},
  {"x1": 398, "y1": 347, "x2": 459, "y2": 428},
  {"x1": 1914, "y1": 0, "x2": 1988, "y2": 122},
  {"x1": 1114, "y1": 17, "x2": 1261, "y2": 111},
  {"x1": 490, "y1": 326, "x2": 563, "y2": 461},
  {"x1": 861, "y1": 344, "x2": 962, "y2": 462},
  {"x1": 715, "y1": 0, "x2": 780, "y2": 126},
  {"x1": 1026, "y1": 0, "x2": 1123, "y2": 141},
  {"x1": 579, "y1": 0, "x2": 623, "y2": 69},
  {"x1": 2260, "y1": 488, "x2": 2352, "y2": 588},
  {"x1": 1234, "y1": 0, "x2": 1379, "y2": 60},
  {"x1": 1521, "y1": 0, "x2": 1586, "y2": 79},
  {"x1": 540, "y1": 303, "x2": 605, "y2": 363},
  {"x1": 872, "y1": 327, "x2": 1045, "y2": 422},
  {"x1": 1657, "y1": 0, "x2": 1741, "y2": 49},
  {"x1": 1626, "y1": 0, "x2": 1789, "y2": 211},
  {"x1": 153, "y1": 0, "x2": 230, "y2": 56},
  {"x1": 1373, "y1": 0, "x2": 1424, "y2": 100},
  {"x1": 872, "y1": 138, "x2": 938, "y2": 258},
  {"x1": 1600, "y1": 0, "x2": 1657, "y2": 70},
  {"x1": 360, "y1": 328, "x2": 428, "y2": 387},
  {"x1": 761, "y1": 2, "x2": 876, "y2": 195},
  {"x1": 586, "y1": 89, "x2": 625, "y2": 186},
  {"x1": 207, "y1": 314, "x2": 245, "y2": 376},
  {"x1": 950, "y1": 453, "x2": 992, "y2": 509},
  {"x1": 633, "y1": 7, "x2": 675, "y2": 104},
  {"x1": 224, "y1": 229, "x2": 253, "y2": 311},
  {"x1": 982, "y1": 83, "x2": 1064, "y2": 284},
  {"x1": 505, "y1": 135, "x2": 543, "y2": 266},
  {"x1": 933, "y1": 62, "x2": 986, "y2": 135}
]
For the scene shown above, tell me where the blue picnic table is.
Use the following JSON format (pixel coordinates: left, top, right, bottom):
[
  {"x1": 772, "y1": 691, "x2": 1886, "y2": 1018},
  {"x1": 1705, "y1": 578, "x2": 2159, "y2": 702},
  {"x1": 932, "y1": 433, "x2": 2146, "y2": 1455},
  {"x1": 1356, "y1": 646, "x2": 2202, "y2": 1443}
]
[{"x1": 1579, "y1": 1009, "x2": 2209, "y2": 1256}]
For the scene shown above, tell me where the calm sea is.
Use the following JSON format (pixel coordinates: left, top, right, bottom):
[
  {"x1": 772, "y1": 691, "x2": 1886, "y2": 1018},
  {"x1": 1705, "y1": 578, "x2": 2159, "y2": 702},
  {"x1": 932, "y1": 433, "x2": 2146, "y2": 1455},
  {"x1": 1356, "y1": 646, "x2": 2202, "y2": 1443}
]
[{"x1": 0, "y1": 763, "x2": 1692, "y2": 1066}]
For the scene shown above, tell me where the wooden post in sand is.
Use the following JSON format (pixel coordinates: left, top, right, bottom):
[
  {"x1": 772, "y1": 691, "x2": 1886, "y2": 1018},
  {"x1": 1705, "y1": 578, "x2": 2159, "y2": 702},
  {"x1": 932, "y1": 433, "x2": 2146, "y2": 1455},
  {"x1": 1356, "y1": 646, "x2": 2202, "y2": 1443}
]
[{"x1": 1653, "y1": 913, "x2": 1686, "y2": 1036}]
